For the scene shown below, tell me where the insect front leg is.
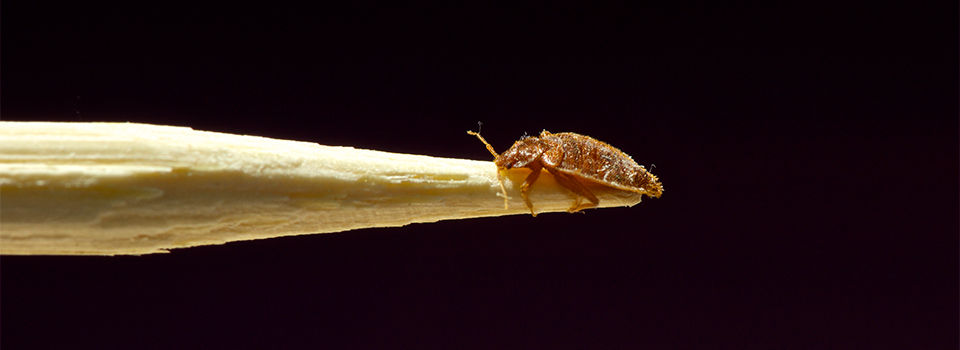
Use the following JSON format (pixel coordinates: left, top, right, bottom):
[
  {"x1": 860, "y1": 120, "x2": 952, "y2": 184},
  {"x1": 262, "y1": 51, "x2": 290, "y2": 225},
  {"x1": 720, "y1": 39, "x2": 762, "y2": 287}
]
[
  {"x1": 495, "y1": 170, "x2": 509, "y2": 209},
  {"x1": 520, "y1": 163, "x2": 543, "y2": 217}
]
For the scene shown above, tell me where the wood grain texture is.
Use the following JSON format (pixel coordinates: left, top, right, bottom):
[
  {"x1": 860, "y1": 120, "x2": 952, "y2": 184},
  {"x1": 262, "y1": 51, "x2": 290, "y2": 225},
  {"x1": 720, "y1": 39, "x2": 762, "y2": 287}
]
[{"x1": 0, "y1": 122, "x2": 647, "y2": 255}]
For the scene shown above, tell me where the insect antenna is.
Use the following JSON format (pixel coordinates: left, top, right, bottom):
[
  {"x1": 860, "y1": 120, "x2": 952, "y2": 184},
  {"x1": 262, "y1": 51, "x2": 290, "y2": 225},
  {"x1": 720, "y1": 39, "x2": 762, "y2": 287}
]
[
  {"x1": 466, "y1": 130, "x2": 499, "y2": 159},
  {"x1": 466, "y1": 129, "x2": 510, "y2": 209}
]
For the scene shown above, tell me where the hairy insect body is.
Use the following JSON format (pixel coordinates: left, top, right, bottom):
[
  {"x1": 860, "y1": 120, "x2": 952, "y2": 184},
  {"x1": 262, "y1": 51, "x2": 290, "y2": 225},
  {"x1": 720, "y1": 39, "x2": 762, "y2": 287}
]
[
  {"x1": 544, "y1": 132, "x2": 662, "y2": 197},
  {"x1": 469, "y1": 130, "x2": 663, "y2": 216}
]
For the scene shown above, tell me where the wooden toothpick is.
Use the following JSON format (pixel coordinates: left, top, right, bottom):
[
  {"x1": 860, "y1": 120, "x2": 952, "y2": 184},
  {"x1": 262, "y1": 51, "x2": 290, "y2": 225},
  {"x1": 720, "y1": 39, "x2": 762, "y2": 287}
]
[{"x1": 0, "y1": 122, "x2": 651, "y2": 255}]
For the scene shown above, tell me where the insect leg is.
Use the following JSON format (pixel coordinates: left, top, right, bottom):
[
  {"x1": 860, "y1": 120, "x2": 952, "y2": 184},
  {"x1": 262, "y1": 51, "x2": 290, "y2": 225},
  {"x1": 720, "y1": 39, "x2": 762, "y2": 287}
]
[
  {"x1": 549, "y1": 170, "x2": 600, "y2": 213},
  {"x1": 495, "y1": 170, "x2": 509, "y2": 210},
  {"x1": 521, "y1": 163, "x2": 543, "y2": 217}
]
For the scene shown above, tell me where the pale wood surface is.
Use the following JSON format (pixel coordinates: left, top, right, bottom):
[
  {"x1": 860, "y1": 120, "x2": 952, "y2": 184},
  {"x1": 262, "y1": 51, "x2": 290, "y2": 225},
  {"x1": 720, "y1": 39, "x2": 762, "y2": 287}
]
[{"x1": 0, "y1": 122, "x2": 648, "y2": 255}]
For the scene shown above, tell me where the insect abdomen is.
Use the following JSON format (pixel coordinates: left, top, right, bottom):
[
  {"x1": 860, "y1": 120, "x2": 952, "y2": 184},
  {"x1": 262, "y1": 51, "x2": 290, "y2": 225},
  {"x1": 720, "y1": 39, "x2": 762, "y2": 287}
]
[{"x1": 551, "y1": 133, "x2": 658, "y2": 194}]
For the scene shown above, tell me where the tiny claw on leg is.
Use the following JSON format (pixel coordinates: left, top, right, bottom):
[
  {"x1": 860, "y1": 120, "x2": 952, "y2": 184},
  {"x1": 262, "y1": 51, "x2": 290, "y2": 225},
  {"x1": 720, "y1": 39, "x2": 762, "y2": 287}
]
[{"x1": 567, "y1": 197, "x2": 597, "y2": 213}]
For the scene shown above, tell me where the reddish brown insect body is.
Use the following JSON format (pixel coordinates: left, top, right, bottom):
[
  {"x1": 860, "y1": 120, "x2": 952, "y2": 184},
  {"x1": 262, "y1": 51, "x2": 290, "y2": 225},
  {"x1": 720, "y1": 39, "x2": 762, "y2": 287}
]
[{"x1": 468, "y1": 130, "x2": 663, "y2": 216}]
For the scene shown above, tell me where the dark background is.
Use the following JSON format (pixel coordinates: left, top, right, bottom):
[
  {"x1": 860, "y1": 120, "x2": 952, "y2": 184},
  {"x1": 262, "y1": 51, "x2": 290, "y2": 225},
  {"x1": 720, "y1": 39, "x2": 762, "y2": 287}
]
[{"x1": 2, "y1": 1, "x2": 956, "y2": 348}]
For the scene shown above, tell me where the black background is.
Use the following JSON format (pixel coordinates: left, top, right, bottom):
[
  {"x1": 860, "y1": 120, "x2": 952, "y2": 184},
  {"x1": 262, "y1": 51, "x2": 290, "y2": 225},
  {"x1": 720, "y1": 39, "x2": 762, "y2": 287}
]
[{"x1": 2, "y1": 1, "x2": 957, "y2": 348}]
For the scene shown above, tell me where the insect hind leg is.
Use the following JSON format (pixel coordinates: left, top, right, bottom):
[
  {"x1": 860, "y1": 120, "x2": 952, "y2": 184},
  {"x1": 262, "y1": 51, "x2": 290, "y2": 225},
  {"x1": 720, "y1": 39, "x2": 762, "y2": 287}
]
[{"x1": 550, "y1": 170, "x2": 600, "y2": 213}]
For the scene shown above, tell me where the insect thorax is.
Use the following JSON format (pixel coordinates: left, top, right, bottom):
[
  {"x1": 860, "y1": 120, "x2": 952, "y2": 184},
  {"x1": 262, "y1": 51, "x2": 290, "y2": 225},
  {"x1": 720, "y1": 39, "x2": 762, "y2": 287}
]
[{"x1": 497, "y1": 137, "x2": 549, "y2": 169}]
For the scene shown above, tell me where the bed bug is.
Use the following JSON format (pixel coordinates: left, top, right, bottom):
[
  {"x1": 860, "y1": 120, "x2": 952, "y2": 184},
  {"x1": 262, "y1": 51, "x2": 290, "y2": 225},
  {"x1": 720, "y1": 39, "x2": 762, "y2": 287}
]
[{"x1": 467, "y1": 130, "x2": 663, "y2": 216}]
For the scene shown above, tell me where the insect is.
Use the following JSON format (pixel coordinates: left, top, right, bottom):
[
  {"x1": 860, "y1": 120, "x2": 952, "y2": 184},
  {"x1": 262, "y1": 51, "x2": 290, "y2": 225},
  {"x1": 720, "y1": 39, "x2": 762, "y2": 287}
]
[{"x1": 468, "y1": 129, "x2": 663, "y2": 216}]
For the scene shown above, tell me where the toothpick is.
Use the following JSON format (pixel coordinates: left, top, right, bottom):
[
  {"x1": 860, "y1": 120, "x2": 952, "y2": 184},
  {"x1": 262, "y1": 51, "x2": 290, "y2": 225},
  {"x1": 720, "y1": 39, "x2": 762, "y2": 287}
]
[{"x1": 0, "y1": 122, "x2": 647, "y2": 255}]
